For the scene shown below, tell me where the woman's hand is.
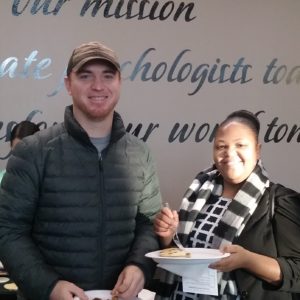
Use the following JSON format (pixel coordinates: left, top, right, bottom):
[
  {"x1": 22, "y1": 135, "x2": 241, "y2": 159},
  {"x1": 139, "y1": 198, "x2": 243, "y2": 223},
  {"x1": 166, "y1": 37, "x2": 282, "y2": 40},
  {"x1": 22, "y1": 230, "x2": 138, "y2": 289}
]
[
  {"x1": 209, "y1": 244, "x2": 250, "y2": 272},
  {"x1": 209, "y1": 244, "x2": 282, "y2": 285},
  {"x1": 153, "y1": 206, "x2": 178, "y2": 248}
]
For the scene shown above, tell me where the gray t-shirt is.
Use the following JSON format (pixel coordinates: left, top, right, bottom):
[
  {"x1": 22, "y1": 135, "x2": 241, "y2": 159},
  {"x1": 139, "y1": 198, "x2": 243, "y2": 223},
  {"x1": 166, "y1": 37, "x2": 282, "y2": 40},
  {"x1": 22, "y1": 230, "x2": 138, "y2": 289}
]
[{"x1": 90, "y1": 134, "x2": 111, "y2": 157}]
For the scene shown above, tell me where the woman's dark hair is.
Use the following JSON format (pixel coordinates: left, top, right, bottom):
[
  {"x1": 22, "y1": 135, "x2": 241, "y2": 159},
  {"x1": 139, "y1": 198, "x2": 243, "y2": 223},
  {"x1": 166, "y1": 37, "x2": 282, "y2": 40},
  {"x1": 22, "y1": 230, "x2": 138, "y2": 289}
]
[
  {"x1": 10, "y1": 120, "x2": 40, "y2": 146},
  {"x1": 219, "y1": 110, "x2": 260, "y2": 141}
]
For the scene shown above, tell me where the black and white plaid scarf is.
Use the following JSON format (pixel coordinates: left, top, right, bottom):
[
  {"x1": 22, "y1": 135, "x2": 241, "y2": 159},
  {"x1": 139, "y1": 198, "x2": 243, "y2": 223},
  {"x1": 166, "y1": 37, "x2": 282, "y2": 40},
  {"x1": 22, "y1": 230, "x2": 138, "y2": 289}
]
[{"x1": 154, "y1": 160, "x2": 269, "y2": 300}]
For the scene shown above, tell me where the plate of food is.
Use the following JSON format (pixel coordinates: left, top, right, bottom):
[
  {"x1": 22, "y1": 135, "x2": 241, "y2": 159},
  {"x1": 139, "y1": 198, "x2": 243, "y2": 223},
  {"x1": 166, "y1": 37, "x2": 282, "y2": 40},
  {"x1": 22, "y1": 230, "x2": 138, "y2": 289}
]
[
  {"x1": 146, "y1": 247, "x2": 230, "y2": 264},
  {"x1": 74, "y1": 290, "x2": 116, "y2": 300},
  {"x1": 74, "y1": 290, "x2": 141, "y2": 300}
]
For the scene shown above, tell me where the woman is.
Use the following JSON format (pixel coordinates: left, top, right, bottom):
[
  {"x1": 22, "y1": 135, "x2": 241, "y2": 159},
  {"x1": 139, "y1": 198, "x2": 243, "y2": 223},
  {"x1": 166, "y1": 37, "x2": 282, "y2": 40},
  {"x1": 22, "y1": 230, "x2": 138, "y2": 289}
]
[
  {"x1": 10, "y1": 120, "x2": 40, "y2": 149},
  {"x1": 0, "y1": 120, "x2": 40, "y2": 183},
  {"x1": 153, "y1": 110, "x2": 300, "y2": 300}
]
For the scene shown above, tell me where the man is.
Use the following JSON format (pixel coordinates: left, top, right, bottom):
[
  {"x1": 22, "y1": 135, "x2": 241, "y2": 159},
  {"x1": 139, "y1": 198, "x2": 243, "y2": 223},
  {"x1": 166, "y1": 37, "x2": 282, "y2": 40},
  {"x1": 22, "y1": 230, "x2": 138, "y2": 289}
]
[{"x1": 0, "y1": 41, "x2": 162, "y2": 300}]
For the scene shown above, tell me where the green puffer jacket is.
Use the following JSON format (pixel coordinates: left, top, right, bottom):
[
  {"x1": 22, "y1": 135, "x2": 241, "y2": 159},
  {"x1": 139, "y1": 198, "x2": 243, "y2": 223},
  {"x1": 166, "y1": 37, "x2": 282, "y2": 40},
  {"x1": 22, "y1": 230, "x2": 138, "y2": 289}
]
[{"x1": 0, "y1": 105, "x2": 162, "y2": 300}]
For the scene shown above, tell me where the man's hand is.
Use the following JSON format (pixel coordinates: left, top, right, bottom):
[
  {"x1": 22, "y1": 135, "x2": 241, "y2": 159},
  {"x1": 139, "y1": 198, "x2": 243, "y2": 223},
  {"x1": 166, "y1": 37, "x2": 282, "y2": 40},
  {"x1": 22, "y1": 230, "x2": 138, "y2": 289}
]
[
  {"x1": 49, "y1": 280, "x2": 88, "y2": 300},
  {"x1": 112, "y1": 265, "x2": 145, "y2": 300}
]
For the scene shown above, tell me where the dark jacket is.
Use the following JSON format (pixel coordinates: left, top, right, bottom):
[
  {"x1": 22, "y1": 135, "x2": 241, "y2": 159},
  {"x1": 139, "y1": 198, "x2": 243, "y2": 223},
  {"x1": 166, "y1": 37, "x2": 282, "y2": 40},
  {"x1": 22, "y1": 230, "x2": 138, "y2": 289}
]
[
  {"x1": 0, "y1": 106, "x2": 162, "y2": 300},
  {"x1": 234, "y1": 183, "x2": 300, "y2": 300}
]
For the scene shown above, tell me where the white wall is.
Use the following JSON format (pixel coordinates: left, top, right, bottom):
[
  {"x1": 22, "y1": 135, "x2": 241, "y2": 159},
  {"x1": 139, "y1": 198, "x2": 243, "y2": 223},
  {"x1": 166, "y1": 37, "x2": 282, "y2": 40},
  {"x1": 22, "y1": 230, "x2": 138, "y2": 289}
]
[{"x1": 1, "y1": 0, "x2": 299, "y2": 207}]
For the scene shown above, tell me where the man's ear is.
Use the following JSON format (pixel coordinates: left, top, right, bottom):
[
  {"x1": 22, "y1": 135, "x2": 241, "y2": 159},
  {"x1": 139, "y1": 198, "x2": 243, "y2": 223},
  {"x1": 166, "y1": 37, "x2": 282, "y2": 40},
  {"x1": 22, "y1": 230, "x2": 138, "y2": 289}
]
[{"x1": 64, "y1": 76, "x2": 72, "y2": 96}]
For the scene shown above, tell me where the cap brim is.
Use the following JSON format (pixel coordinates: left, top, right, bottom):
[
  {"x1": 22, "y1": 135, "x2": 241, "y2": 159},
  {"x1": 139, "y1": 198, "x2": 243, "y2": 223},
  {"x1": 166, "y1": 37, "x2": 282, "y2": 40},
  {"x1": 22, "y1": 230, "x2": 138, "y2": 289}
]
[{"x1": 73, "y1": 56, "x2": 120, "y2": 73}]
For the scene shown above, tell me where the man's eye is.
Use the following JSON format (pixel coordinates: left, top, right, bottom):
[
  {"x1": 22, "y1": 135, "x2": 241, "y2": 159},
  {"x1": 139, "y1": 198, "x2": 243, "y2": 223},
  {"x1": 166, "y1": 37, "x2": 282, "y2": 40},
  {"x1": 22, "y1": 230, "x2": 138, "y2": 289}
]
[
  {"x1": 104, "y1": 74, "x2": 115, "y2": 80},
  {"x1": 78, "y1": 73, "x2": 90, "y2": 79},
  {"x1": 216, "y1": 145, "x2": 225, "y2": 150}
]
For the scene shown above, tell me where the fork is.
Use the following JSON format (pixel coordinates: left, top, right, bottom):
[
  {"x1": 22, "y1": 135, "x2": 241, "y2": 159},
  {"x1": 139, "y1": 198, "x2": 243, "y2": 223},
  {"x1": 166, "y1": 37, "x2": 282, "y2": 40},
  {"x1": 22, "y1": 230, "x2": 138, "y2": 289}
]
[{"x1": 164, "y1": 202, "x2": 185, "y2": 250}]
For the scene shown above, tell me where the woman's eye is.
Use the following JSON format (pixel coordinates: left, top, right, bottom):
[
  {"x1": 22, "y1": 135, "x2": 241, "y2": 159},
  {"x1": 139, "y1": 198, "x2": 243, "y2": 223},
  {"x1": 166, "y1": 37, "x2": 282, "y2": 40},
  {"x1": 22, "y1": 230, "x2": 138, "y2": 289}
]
[{"x1": 237, "y1": 144, "x2": 247, "y2": 148}]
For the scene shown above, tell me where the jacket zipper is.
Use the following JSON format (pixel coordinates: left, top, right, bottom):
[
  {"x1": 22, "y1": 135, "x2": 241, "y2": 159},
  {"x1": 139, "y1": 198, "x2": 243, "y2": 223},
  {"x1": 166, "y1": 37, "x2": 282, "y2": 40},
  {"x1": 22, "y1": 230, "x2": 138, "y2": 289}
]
[{"x1": 98, "y1": 154, "x2": 104, "y2": 287}]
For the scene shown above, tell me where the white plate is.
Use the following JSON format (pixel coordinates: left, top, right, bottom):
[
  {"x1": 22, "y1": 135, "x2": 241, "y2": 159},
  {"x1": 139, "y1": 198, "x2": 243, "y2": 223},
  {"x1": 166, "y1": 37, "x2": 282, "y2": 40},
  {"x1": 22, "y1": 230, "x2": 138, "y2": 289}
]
[
  {"x1": 74, "y1": 290, "x2": 112, "y2": 300},
  {"x1": 146, "y1": 248, "x2": 229, "y2": 264},
  {"x1": 0, "y1": 277, "x2": 10, "y2": 283},
  {"x1": 74, "y1": 290, "x2": 140, "y2": 300}
]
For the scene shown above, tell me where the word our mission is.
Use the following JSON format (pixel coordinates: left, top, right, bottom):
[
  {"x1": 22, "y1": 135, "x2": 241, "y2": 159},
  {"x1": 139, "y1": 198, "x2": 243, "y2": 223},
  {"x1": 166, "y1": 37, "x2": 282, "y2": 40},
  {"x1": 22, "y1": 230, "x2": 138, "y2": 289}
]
[{"x1": 12, "y1": 0, "x2": 196, "y2": 21}]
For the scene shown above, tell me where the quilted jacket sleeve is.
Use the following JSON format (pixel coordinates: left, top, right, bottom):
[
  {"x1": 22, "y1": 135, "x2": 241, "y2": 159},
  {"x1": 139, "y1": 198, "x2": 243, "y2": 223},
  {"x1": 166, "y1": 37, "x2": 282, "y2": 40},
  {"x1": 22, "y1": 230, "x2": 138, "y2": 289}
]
[
  {"x1": 0, "y1": 138, "x2": 61, "y2": 300},
  {"x1": 125, "y1": 143, "x2": 162, "y2": 287}
]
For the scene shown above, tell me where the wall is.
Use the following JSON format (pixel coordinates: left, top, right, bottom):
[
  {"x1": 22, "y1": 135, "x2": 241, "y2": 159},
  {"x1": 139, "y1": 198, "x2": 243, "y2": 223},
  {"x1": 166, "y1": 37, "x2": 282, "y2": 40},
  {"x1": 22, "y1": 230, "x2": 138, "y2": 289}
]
[{"x1": 0, "y1": 0, "x2": 299, "y2": 207}]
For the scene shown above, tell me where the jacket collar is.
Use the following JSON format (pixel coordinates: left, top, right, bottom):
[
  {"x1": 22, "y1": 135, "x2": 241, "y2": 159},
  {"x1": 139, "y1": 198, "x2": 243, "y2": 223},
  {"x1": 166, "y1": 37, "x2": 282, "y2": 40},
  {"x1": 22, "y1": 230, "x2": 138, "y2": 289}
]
[{"x1": 64, "y1": 105, "x2": 126, "y2": 148}]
